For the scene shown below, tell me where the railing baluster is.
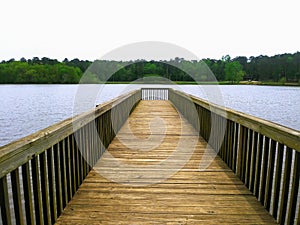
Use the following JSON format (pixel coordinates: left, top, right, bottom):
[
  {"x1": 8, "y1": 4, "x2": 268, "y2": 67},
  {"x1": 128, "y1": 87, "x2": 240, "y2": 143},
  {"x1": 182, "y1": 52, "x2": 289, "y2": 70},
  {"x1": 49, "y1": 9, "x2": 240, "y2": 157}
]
[
  {"x1": 75, "y1": 131, "x2": 80, "y2": 189},
  {"x1": 54, "y1": 143, "x2": 63, "y2": 216},
  {"x1": 70, "y1": 134, "x2": 77, "y2": 196},
  {"x1": 259, "y1": 137, "x2": 270, "y2": 203},
  {"x1": 60, "y1": 140, "x2": 68, "y2": 209},
  {"x1": 278, "y1": 147, "x2": 293, "y2": 224},
  {"x1": 47, "y1": 146, "x2": 57, "y2": 223},
  {"x1": 245, "y1": 129, "x2": 253, "y2": 187},
  {"x1": 40, "y1": 151, "x2": 51, "y2": 225},
  {"x1": 31, "y1": 156, "x2": 44, "y2": 225},
  {"x1": 141, "y1": 88, "x2": 169, "y2": 100},
  {"x1": 65, "y1": 136, "x2": 72, "y2": 201},
  {"x1": 22, "y1": 162, "x2": 34, "y2": 224},
  {"x1": 264, "y1": 139, "x2": 276, "y2": 210},
  {"x1": 272, "y1": 143, "x2": 284, "y2": 218},
  {"x1": 0, "y1": 175, "x2": 12, "y2": 225},
  {"x1": 254, "y1": 134, "x2": 263, "y2": 198},
  {"x1": 11, "y1": 168, "x2": 25, "y2": 225},
  {"x1": 241, "y1": 126, "x2": 248, "y2": 182},
  {"x1": 232, "y1": 123, "x2": 239, "y2": 173},
  {"x1": 286, "y1": 150, "x2": 299, "y2": 224},
  {"x1": 80, "y1": 129, "x2": 85, "y2": 184},
  {"x1": 227, "y1": 120, "x2": 234, "y2": 169}
]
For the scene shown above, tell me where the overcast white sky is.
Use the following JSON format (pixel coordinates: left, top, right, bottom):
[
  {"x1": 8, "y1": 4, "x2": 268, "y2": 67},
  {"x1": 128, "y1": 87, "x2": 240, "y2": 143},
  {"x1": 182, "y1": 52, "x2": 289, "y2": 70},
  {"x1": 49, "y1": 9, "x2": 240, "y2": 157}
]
[{"x1": 0, "y1": 0, "x2": 299, "y2": 61}]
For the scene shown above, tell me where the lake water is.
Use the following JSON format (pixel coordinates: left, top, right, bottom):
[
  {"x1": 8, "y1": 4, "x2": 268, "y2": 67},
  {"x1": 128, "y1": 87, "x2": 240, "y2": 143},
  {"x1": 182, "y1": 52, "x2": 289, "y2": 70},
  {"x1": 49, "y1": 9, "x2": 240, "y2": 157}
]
[{"x1": 0, "y1": 84, "x2": 299, "y2": 147}]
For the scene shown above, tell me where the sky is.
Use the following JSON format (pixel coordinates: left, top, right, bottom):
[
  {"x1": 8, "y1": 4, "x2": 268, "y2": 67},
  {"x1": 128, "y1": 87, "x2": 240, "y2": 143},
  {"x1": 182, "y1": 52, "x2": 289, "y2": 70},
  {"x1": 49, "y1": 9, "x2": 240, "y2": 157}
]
[{"x1": 0, "y1": 0, "x2": 299, "y2": 61}]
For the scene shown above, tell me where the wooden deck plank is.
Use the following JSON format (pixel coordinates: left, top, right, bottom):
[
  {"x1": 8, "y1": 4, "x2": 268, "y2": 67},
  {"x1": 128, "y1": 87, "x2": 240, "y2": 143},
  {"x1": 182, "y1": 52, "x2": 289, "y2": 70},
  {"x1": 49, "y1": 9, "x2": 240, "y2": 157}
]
[{"x1": 55, "y1": 101, "x2": 277, "y2": 224}]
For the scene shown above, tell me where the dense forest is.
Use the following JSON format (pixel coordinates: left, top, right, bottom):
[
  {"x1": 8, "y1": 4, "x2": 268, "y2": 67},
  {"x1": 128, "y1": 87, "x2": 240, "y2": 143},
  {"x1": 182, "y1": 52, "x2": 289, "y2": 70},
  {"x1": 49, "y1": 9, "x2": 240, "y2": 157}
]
[{"x1": 0, "y1": 52, "x2": 300, "y2": 84}]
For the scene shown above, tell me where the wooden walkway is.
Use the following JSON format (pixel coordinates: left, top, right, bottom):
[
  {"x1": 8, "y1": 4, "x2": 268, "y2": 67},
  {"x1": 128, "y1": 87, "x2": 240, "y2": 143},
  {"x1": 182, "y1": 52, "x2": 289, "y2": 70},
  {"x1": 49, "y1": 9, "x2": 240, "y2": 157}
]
[{"x1": 56, "y1": 101, "x2": 277, "y2": 224}]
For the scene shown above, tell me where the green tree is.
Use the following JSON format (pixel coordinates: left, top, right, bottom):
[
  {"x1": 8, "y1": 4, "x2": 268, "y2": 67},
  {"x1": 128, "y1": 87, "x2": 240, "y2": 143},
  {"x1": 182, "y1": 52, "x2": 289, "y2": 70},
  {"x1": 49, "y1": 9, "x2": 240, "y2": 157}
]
[{"x1": 225, "y1": 61, "x2": 245, "y2": 83}]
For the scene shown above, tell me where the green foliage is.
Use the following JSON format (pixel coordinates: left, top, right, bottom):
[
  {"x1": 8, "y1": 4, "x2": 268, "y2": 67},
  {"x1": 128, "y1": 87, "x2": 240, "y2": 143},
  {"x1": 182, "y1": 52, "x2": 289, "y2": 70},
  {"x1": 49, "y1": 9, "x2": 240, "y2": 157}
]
[
  {"x1": 1, "y1": 52, "x2": 300, "y2": 84},
  {"x1": 0, "y1": 59, "x2": 82, "y2": 84},
  {"x1": 225, "y1": 61, "x2": 245, "y2": 83},
  {"x1": 279, "y1": 77, "x2": 286, "y2": 84}
]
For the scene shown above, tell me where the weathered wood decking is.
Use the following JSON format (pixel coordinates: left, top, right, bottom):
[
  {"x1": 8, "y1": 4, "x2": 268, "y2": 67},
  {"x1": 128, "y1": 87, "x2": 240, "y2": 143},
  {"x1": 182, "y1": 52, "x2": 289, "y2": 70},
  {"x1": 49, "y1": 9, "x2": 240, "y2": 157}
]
[{"x1": 55, "y1": 100, "x2": 277, "y2": 224}]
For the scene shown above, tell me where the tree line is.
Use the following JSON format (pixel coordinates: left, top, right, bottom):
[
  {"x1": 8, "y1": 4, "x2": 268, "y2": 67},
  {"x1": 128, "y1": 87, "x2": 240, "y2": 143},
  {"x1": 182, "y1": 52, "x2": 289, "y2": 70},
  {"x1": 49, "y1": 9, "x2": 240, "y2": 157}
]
[{"x1": 0, "y1": 52, "x2": 299, "y2": 84}]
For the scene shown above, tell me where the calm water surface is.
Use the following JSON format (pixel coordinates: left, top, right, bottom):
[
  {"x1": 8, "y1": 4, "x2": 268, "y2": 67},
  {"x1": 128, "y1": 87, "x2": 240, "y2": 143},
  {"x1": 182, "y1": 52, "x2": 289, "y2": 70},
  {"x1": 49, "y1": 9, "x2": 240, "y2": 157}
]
[{"x1": 0, "y1": 84, "x2": 299, "y2": 147}]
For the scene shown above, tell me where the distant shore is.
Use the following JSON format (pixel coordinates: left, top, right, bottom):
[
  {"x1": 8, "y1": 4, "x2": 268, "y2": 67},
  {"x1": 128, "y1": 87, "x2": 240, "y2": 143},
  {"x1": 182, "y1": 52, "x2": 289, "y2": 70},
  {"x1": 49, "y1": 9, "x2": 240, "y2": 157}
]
[
  {"x1": 105, "y1": 81, "x2": 300, "y2": 86},
  {"x1": 0, "y1": 81, "x2": 299, "y2": 86}
]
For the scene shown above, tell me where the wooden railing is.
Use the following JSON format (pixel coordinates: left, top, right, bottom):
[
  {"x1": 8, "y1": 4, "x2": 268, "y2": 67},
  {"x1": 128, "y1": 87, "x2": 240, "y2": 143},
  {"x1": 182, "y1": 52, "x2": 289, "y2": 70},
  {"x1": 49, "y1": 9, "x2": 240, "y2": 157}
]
[
  {"x1": 1, "y1": 87, "x2": 299, "y2": 225},
  {"x1": 169, "y1": 89, "x2": 300, "y2": 225},
  {"x1": 0, "y1": 89, "x2": 141, "y2": 225},
  {"x1": 141, "y1": 88, "x2": 169, "y2": 100}
]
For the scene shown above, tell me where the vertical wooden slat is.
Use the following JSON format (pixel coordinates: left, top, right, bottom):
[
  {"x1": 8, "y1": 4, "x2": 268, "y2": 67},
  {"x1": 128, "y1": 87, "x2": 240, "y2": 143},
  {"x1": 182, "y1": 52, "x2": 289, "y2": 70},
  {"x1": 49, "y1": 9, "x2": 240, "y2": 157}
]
[
  {"x1": 278, "y1": 147, "x2": 293, "y2": 224},
  {"x1": 286, "y1": 150, "x2": 299, "y2": 225},
  {"x1": 40, "y1": 151, "x2": 51, "y2": 225},
  {"x1": 89, "y1": 123, "x2": 94, "y2": 167},
  {"x1": 225, "y1": 120, "x2": 231, "y2": 167},
  {"x1": 264, "y1": 139, "x2": 276, "y2": 210},
  {"x1": 249, "y1": 131, "x2": 258, "y2": 192},
  {"x1": 60, "y1": 140, "x2": 68, "y2": 208},
  {"x1": 0, "y1": 175, "x2": 12, "y2": 225},
  {"x1": 201, "y1": 107, "x2": 205, "y2": 140},
  {"x1": 11, "y1": 168, "x2": 25, "y2": 225},
  {"x1": 245, "y1": 129, "x2": 253, "y2": 187},
  {"x1": 75, "y1": 131, "x2": 81, "y2": 189},
  {"x1": 92, "y1": 122, "x2": 96, "y2": 167},
  {"x1": 79, "y1": 129, "x2": 84, "y2": 184},
  {"x1": 201, "y1": 107, "x2": 206, "y2": 140},
  {"x1": 296, "y1": 199, "x2": 300, "y2": 225},
  {"x1": 272, "y1": 143, "x2": 284, "y2": 218},
  {"x1": 47, "y1": 146, "x2": 57, "y2": 223},
  {"x1": 92, "y1": 122, "x2": 97, "y2": 166},
  {"x1": 84, "y1": 123, "x2": 91, "y2": 173},
  {"x1": 241, "y1": 127, "x2": 248, "y2": 182},
  {"x1": 228, "y1": 121, "x2": 234, "y2": 170},
  {"x1": 254, "y1": 134, "x2": 263, "y2": 198},
  {"x1": 259, "y1": 137, "x2": 270, "y2": 203},
  {"x1": 232, "y1": 123, "x2": 239, "y2": 173},
  {"x1": 54, "y1": 143, "x2": 63, "y2": 216},
  {"x1": 236, "y1": 125, "x2": 244, "y2": 179},
  {"x1": 22, "y1": 162, "x2": 34, "y2": 225},
  {"x1": 95, "y1": 122, "x2": 100, "y2": 165},
  {"x1": 70, "y1": 134, "x2": 76, "y2": 196},
  {"x1": 98, "y1": 117, "x2": 103, "y2": 159},
  {"x1": 85, "y1": 124, "x2": 91, "y2": 174},
  {"x1": 31, "y1": 156, "x2": 44, "y2": 225},
  {"x1": 80, "y1": 125, "x2": 88, "y2": 178},
  {"x1": 219, "y1": 119, "x2": 225, "y2": 160},
  {"x1": 65, "y1": 136, "x2": 72, "y2": 201}
]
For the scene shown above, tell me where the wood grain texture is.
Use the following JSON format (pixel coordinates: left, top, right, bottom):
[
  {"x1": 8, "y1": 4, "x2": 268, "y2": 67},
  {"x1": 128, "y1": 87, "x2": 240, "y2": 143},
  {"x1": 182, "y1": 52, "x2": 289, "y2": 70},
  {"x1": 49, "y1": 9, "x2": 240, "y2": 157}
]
[{"x1": 56, "y1": 101, "x2": 277, "y2": 224}]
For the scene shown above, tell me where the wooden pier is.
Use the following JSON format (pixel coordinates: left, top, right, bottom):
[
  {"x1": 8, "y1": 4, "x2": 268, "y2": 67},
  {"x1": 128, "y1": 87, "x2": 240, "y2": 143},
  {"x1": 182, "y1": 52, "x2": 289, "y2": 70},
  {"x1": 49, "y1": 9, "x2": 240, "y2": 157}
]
[
  {"x1": 55, "y1": 100, "x2": 276, "y2": 224},
  {"x1": 0, "y1": 88, "x2": 299, "y2": 224}
]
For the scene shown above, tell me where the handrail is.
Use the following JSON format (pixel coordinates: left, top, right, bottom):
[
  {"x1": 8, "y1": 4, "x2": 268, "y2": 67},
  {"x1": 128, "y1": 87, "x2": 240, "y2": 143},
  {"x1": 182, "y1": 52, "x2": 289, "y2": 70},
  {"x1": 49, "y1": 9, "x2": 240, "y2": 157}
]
[
  {"x1": 170, "y1": 89, "x2": 300, "y2": 151},
  {"x1": 169, "y1": 88, "x2": 300, "y2": 225},
  {"x1": 0, "y1": 89, "x2": 141, "y2": 225}
]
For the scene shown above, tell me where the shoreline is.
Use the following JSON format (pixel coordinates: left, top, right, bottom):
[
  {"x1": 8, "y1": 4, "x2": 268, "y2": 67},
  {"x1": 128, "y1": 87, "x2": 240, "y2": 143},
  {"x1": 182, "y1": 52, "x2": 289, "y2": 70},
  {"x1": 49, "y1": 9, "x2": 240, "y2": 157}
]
[{"x1": 0, "y1": 81, "x2": 299, "y2": 86}]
